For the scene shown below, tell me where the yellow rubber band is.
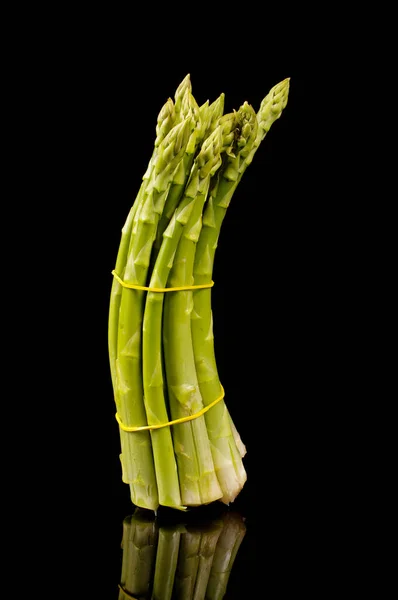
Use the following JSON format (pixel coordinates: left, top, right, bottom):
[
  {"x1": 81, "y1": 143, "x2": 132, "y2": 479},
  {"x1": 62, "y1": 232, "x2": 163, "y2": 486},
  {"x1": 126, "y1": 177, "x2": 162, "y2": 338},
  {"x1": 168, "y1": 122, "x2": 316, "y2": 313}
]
[
  {"x1": 112, "y1": 269, "x2": 214, "y2": 292},
  {"x1": 118, "y1": 585, "x2": 137, "y2": 599},
  {"x1": 116, "y1": 386, "x2": 225, "y2": 432}
]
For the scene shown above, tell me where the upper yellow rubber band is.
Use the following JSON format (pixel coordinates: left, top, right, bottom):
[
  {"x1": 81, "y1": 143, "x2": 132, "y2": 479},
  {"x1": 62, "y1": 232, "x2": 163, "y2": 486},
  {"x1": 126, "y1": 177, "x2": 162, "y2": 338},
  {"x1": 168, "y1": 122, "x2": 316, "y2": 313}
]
[
  {"x1": 116, "y1": 385, "x2": 225, "y2": 432},
  {"x1": 112, "y1": 269, "x2": 214, "y2": 292}
]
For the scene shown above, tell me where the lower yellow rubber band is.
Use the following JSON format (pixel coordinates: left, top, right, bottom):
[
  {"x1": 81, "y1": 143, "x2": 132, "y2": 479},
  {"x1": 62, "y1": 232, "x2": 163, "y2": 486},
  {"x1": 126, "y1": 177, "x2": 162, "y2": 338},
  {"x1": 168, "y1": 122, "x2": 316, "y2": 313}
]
[
  {"x1": 118, "y1": 585, "x2": 137, "y2": 599},
  {"x1": 116, "y1": 386, "x2": 225, "y2": 432},
  {"x1": 112, "y1": 269, "x2": 214, "y2": 292}
]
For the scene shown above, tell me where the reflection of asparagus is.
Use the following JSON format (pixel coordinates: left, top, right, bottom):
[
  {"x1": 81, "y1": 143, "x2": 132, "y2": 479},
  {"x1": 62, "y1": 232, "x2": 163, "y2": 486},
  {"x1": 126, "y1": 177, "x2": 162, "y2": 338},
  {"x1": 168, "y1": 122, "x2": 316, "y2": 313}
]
[
  {"x1": 119, "y1": 509, "x2": 158, "y2": 599},
  {"x1": 118, "y1": 509, "x2": 246, "y2": 599},
  {"x1": 172, "y1": 521, "x2": 223, "y2": 600},
  {"x1": 205, "y1": 512, "x2": 246, "y2": 600},
  {"x1": 152, "y1": 524, "x2": 184, "y2": 600},
  {"x1": 192, "y1": 522, "x2": 225, "y2": 600}
]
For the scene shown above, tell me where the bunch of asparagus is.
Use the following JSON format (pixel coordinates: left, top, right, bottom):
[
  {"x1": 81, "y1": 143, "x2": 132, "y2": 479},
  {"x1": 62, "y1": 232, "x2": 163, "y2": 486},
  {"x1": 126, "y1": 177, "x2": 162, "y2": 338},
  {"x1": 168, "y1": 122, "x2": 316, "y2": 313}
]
[
  {"x1": 109, "y1": 74, "x2": 290, "y2": 511},
  {"x1": 118, "y1": 508, "x2": 246, "y2": 600}
]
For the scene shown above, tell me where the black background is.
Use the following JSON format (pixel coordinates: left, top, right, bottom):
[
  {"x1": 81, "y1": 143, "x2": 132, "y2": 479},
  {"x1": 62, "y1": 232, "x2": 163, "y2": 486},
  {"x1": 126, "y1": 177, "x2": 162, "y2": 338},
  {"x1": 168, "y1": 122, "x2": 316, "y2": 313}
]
[{"x1": 16, "y1": 21, "x2": 347, "y2": 597}]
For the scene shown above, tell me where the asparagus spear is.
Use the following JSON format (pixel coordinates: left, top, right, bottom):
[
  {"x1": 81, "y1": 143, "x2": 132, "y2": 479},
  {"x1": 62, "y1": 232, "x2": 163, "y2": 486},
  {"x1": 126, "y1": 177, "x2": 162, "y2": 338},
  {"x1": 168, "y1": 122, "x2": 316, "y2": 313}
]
[
  {"x1": 109, "y1": 97, "x2": 180, "y2": 512},
  {"x1": 188, "y1": 102, "x2": 258, "y2": 503},
  {"x1": 228, "y1": 414, "x2": 247, "y2": 458},
  {"x1": 243, "y1": 77, "x2": 290, "y2": 168},
  {"x1": 109, "y1": 97, "x2": 176, "y2": 395},
  {"x1": 141, "y1": 102, "x2": 228, "y2": 509},
  {"x1": 116, "y1": 116, "x2": 193, "y2": 510},
  {"x1": 191, "y1": 79, "x2": 290, "y2": 503},
  {"x1": 142, "y1": 124, "x2": 226, "y2": 508},
  {"x1": 109, "y1": 73, "x2": 192, "y2": 407},
  {"x1": 200, "y1": 93, "x2": 248, "y2": 462},
  {"x1": 161, "y1": 114, "x2": 237, "y2": 506},
  {"x1": 159, "y1": 111, "x2": 239, "y2": 507}
]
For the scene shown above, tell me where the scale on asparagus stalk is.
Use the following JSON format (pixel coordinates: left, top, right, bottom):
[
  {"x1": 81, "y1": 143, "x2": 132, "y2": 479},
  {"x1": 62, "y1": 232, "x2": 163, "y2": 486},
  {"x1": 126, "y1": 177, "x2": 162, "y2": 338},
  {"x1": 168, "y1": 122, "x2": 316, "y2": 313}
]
[{"x1": 108, "y1": 73, "x2": 290, "y2": 511}]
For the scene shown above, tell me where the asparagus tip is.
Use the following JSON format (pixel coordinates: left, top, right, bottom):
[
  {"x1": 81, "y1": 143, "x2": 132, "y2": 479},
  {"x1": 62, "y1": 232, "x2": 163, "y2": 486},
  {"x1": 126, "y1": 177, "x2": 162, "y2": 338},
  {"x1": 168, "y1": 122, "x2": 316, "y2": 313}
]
[{"x1": 175, "y1": 73, "x2": 191, "y2": 98}]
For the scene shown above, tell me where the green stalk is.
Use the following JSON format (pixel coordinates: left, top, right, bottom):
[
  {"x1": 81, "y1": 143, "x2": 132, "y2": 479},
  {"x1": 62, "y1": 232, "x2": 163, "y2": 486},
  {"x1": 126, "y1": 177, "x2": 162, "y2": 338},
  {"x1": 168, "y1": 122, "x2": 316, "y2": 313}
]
[
  {"x1": 109, "y1": 97, "x2": 176, "y2": 396},
  {"x1": 116, "y1": 117, "x2": 192, "y2": 510},
  {"x1": 190, "y1": 102, "x2": 258, "y2": 504},
  {"x1": 205, "y1": 512, "x2": 247, "y2": 600},
  {"x1": 143, "y1": 125, "x2": 224, "y2": 508},
  {"x1": 200, "y1": 94, "x2": 244, "y2": 467},
  {"x1": 162, "y1": 115, "x2": 237, "y2": 506},
  {"x1": 228, "y1": 414, "x2": 246, "y2": 458},
  {"x1": 110, "y1": 74, "x2": 192, "y2": 408},
  {"x1": 119, "y1": 510, "x2": 158, "y2": 599},
  {"x1": 192, "y1": 79, "x2": 290, "y2": 503}
]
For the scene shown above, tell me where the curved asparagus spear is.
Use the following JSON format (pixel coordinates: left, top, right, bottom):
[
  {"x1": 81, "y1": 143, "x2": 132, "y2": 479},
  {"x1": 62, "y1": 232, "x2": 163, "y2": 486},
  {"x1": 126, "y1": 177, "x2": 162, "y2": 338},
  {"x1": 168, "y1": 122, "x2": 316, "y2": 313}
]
[
  {"x1": 243, "y1": 77, "x2": 290, "y2": 168},
  {"x1": 191, "y1": 79, "x2": 290, "y2": 502},
  {"x1": 143, "y1": 124, "x2": 226, "y2": 507},
  {"x1": 161, "y1": 110, "x2": 245, "y2": 507},
  {"x1": 108, "y1": 97, "x2": 176, "y2": 394},
  {"x1": 190, "y1": 102, "x2": 258, "y2": 503},
  {"x1": 116, "y1": 117, "x2": 192, "y2": 510},
  {"x1": 152, "y1": 89, "x2": 203, "y2": 258},
  {"x1": 140, "y1": 94, "x2": 206, "y2": 511},
  {"x1": 109, "y1": 74, "x2": 192, "y2": 395},
  {"x1": 162, "y1": 118, "x2": 238, "y2": 506}
]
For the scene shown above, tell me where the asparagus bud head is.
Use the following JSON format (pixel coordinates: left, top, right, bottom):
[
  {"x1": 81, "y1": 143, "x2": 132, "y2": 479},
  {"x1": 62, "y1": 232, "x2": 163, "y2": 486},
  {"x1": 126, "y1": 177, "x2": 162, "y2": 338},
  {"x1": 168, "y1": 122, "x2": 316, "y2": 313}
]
[
  {"x1": 155, "y1": 117, "x2": 193, "y2": 177},
  {"x1": 244, "y1": 77, "x2": 290, "y2": 167},
  {"x1": 259, "y1": 76, "x2": 290, "y2": 123},
  {"x1": 181, "y1": 90, "x2": 201, "y2": 153},
  {"x1": 155, "y1": 97, "x2": 176, "y2": 147},
  {"x1": 236, "y1": 101, "x2": 258, "y2": 160},
  {"x1": 217, "y1": 111, "x2": 239, "y2": 155},
  {"x1": 174, "y1": 73, "x2": 192, "y2": 114},
  {"x1": 197, "y1": 126, "x2": 223, "y2": 179},
  {"x1": 204, "y1": 93, "x2": 225, "y2": 139}
]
